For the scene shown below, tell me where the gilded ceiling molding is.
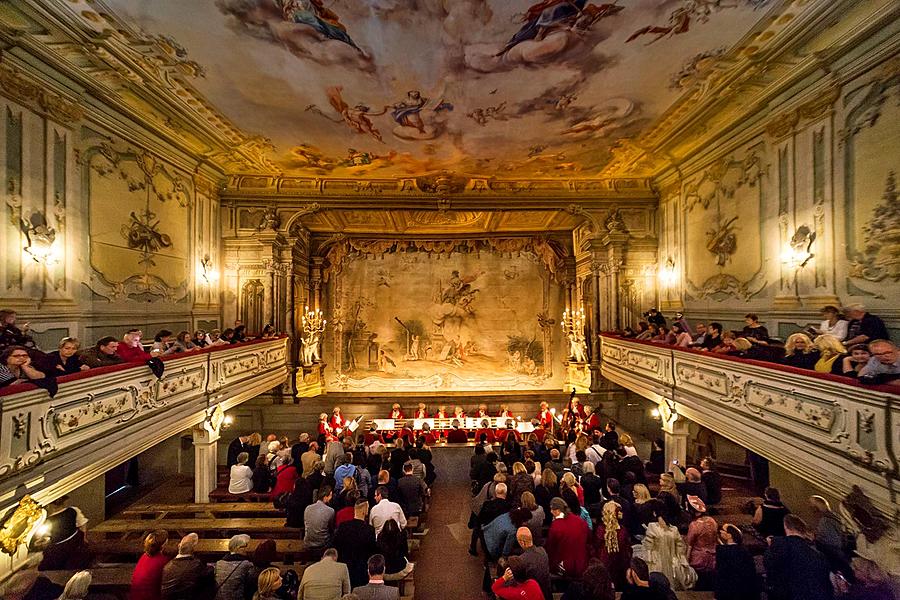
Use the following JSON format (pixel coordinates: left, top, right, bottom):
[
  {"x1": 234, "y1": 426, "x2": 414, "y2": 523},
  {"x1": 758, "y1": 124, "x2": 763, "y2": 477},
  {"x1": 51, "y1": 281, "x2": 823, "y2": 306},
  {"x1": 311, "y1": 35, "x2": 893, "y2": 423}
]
[{"x1": 0, "y1": 64, "x2": 83, "y2": 124}]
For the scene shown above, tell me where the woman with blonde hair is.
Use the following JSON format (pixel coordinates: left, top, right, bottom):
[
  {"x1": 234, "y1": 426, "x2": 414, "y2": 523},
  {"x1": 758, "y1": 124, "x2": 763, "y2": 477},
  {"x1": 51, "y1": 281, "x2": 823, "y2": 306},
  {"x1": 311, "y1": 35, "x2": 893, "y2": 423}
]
[
  {"x1": 534, "y1": 468, "x2": 558, "y2": 525},
  {"x1": 507, "y1": 461, "x2": 534, "y2": 506},
  {"x1": 781, "y1": 332, "x2": 820, "y2": 370},
  {"x1": 657, "y1": 473, "x2": 682, "y2": 524},
  {"x1": 813, "y1": 334, "x2": 846, "y2": 373},
  {"x1": 619, "y1": 433, "x2": 637, "y2": 457},
  {"x1": 591, "y1": 501, "x2": 631, "y2": 588},
  {"x1": 57, "y1": 571, "x2": 92, "y2": 600},
  {"x1": 253, "y1": 567, "x2": 282, "y2": 600},
  {"x1": 519, "y1": 491, "x2": 545, "y2": 545}
]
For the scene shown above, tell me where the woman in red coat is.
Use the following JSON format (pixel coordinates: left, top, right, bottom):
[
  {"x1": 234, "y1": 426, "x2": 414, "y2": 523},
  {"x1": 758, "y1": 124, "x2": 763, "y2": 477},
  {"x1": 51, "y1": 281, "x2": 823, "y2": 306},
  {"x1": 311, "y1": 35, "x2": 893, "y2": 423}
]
[
  {"x1": 546, "y1": 497, "x2": 590, "y2": 578},
  {"x1": 271, "y1": 458, "x2": 298, "y2": 498},
  {"x1": 491, "y1": 556, "x2": 544, "y2": 600},
  {"x1": 129, "y1": 530, "x2": 171, "y2": 600}
]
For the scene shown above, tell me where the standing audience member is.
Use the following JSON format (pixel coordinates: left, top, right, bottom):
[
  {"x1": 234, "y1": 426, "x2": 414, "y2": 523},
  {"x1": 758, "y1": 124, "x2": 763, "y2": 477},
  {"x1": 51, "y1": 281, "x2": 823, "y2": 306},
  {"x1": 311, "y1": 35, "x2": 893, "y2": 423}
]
[
  {"x1": 699, "y1": 458, "x2": 722, "y2": 506},
  {"x1": 546, "y1": 497, "x2": 590, "y2": 578},
  {"x1": 370, "y1": 486, "x2": 407, "y2": 536},
  {"x1": 642, "y1": 513, "x2": 697, "y2": 590},
  {"x1": 333, "y1": 499, "x2": 378, "y2": 589},
  {"x1": 752, "y1": 487, "x2": 790, "y2": 538},
  {"x1": 40, "y1": 496, "x2": 89, "y2": 570},
  {"x1": 130, "y1": 530, "x2": 171, "y2": 600},
  {"x1": 304, "y1": 487, "x2": 335, "y2": 551},
  {"x1": 160, "y1": 533, "x2": 214, "y2": 600},
  {"x1": 491, "y1": 555, "x2": 544, "y2": 600},
  {"x1": 764, "y1": 514, "x2": 833, "y2": 600},
  {"x1": 228, "y1": 452, "x2": 254, "y2": 495},
  {"x1": 843, "y1": 304, "x2": 889, "y2": 347},
  {"x1": 714, "y1": 524, "x2": 759, "y2": 600},
  {"x1": 685, "y1": 496, "x2": 717, "y2": 588},
  {"x1": 809, "y1": 495, "x2": 851, "y2": 578},
  {"x1": 377, "y1": 518, "x2": 414, "y2": 580},
  {"x1": 351, "y1": 554, "x2": 399, "y2": 600},
  {"x1": 48, "y1": 338, "x2": 90, "y2": 374},
  {"x1": 515, "y1": 527, "x2": 551, "y2": 600},
  {"x1": 298, "y1": 548, "x2": 351, "y2": 600},
  {"x1": 592, "y1": 501, "x2": 631, "y2": 589},
  {"x1": 397, "y1": 462, "x2": 427, "y2": 517},
  {"x1": 227, "y1": 433, "x2": 262, "y2": 468},
  {"x1": 214, "y1": 534, "x2": 256, "y2": 600}
]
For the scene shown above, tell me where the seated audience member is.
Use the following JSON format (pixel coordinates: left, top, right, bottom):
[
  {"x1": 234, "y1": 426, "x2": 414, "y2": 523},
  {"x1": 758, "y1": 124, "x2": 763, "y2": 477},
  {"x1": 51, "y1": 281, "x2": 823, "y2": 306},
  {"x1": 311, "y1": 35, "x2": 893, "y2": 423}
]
[
  {"x1": 843, "y1": 304, "x2": 889, "y2": 347},
  {"x1": 651, "y1": 325, "x2": 672, "y2": 343},
  {"x1": 377, "y1": 517, "x2": 414, "y2": 580},
  {"x1": 216, "y1": 328, "x2": 235, "y2": 345},
  {"x1": 690, "y1": 323, "x2": 707, "y2": 347},
  {"x1": 0, "y1": 309, "x2": 38, "y2": 350},
  {"x1": 48, "y1": 337, "x2": 90, "y2": 374},
  {"x1": 259, "y1": 324, "x2": 277, "y2": 339},
  {"x1": 491, "y1": 555, "x2": 544, "y2": 600},
  {"x1": 859, "y1": 339, "x2": 900, "y2": 384},
  {"x1": 714, "y1": 524, "x2": 760, "y2": 600},
  {"x1": 711, "y1": 330, "x2": 738, "y2": 354},
  {"x1": 546, "y1": 497, "x2": 590, "y2": 578},
  {"x1": 192, "y1": 330, "x2": 209, "y2": 348},
  {"x1": 81, "y1": 336, "x2": 124, "y2": 368},
  {"x1": 838, "y1": 344, "x2": 872, "y2": 378},
  {"x1": 642, "y1": 512, "x2": 696, "y2": 590},
  {"x1": 741, "y1": 313, "x2": 770, "y2": 345},
  {"x1": 118, "y1": 329, "x2": 151, "y2": 362},
  {"x1": 397, "y1": 462, "x2": 427, "y2": 517},
  {"x1": 0, "y1": 345, "x2": 46, "y2": 387},
  {"x1": 207, "y1": 329, "x2": 225, "y2": 346},
  {"x1": 813, "y1": 334, "x2": 846, "y2": 373},
  {"x1": 725, "y1": 337, "x2": 753, "y2": 357},
  {"x1": 764, "y1": 515, "x2": 832, "y2": 600},
  {"x1": 334, "y1": 499, "x2": 378, "y2": 589},
  {"x1": 214, "y1": 534, "x2": 256, "y2": 600},
  {"x1": 130, "y1": 530, "x2": 171, "y2": 600},
  {"x1": 231, "y1": 324, "x2": 247, "y2": 342},
  {"x1": 634, "y1": 322, "x2": 652, "y2": 340},
  {"x1": 170, "y1": 331, "x2": 197, "y2": 353},
  {"x1": 699, "y1": 457, "x2": 722, "y2": 506},
  {"x1": 592, "y1": 501, "x2": 631, "y2": 589},
  {"x1": 370, "y1": 485, "x2": 406, "y2": 536},
  {"x1": 352, "y1": 554, "x2": 399, "y2": 600},
  {"x1": 150, "y1": 330, "x2": 173, "y2": 355},
  {"x1": 780, "y1": 333, "x2": 819, "y2": 370},
  {"x1": 252, "y1": 454, "x2": 271, "y2": 494},
  {"x1": 837, "y1": 557, "x2": 895, "y2": 600},
  {"x1": 228, "y1": 452, "x2": 254, "y2": 495},
  {"x1": 304, "y1": 487, "x2": 335, "y2": 550},
  {"x1": 685, "y1": 496, "x2": 717, "y2": 587},
  {"x1": 672, "y1": 322, "x2": 693, "y2": 347},
  {"x1": 160, "y1": 533, "x2": 214, "y2": 600},
  {"x1": 620, "y1": 557, "x2": 668, "y2": 600},
  {"x1": 299, "y1": 548, "x2": 351, "y2": 600},
  {"x1": 752, "y1": 486, "x2": 790, "y2": 538},
  {"x1": 254, "y1": 567, "x2": 284, "y2": 600},
  {"x1": 562, "y1": 559, "x2": 615, "y2": 600},
  {"x1": 700, "y1": 322, "x2": 723, "y2": 351},
  {"x1": 39, "y1": 496, "x2": 89, "y2": 570},
  {"x1": 56, "y1": 571, "x2": 92, "y2": 600},
  {"x1": 811, "y1": 305, "x2": 848, "y2": 341}
]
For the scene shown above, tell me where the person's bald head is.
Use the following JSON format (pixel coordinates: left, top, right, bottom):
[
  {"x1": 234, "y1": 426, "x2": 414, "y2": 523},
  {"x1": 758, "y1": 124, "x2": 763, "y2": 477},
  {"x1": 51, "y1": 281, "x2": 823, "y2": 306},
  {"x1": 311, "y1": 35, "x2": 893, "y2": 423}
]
[{"x1": 516, "y1": 527, "x2": 533, "y2": 548}]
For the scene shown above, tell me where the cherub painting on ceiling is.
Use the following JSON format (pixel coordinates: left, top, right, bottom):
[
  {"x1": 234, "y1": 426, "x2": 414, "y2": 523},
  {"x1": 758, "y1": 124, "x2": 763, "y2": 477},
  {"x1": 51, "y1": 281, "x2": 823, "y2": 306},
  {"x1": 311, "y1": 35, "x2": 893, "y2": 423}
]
[
  {"x1": 278, "y1": 0, "x2": 361, "y2": 51},
  {"x1": 627, "y1": 0, "x2": 773, "y2": 45}
]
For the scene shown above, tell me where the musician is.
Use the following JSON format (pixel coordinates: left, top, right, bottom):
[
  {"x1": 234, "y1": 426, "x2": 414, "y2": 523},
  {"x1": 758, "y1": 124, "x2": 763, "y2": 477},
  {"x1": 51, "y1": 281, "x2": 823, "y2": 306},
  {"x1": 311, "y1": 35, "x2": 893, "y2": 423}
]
[
  {"x1": 329, "y1": 406, "x2": 348, "y2": 434},
  {"x1": 476, "y1": 404, "x2": 489, "y2": 418},
  {"x1": 571, "y1": 396, "x2": 586, "y2": 419},
  {"x1": 497, "y1": 404, "x2": 514, "y2": 418},
  {"x1": 317, "y1": 412, "x2": 333, "y2": 437},
  {"x1": 538, "y1": 401, "x2": 554, "y2": 430},
  {"x1": 475, "y1": 419, "x2": 495, "y2": 444},
  {"x1": 420, "y1": 422, "x2": 438, "y2": 446},
  {"x1": 453, "y1": 406, "x2": 466, "y2": 420},
  {"x1": 447, "y1": 419, "x2": 468, "y2": 444},
  {"x1": 583, "y1": 405, "x2": 600, "y2": 434},
  {"x1": 531, "y1": 419, "x2": 548, "y2": 442},
  {"x1": 364, "y1": 424, "x2": 384, "y2": 446},
  {"x1": 389, "y1": 403, "x2": 404, "y2": 419},
  {"x1": 435, "y1": 405, "x2": 448, "y2": 420},
  {"x1": 414, "y1": 402, "x2": 428, "y2": 419}
]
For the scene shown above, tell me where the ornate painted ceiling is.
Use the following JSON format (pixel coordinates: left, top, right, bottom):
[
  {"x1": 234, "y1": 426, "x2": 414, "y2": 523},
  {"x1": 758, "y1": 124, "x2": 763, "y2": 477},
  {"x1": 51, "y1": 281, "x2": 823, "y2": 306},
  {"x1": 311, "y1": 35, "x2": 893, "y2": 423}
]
[{"x1": 56, "y1": 0, "x2": 784, "y2": 178}]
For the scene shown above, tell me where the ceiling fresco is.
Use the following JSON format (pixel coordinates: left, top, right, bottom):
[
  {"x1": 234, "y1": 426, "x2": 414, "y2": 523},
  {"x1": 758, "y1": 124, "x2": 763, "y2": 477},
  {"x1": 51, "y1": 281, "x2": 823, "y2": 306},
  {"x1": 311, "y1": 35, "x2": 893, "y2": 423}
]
[{"x1": 99, "y1": 0, "x2": 778, "y2": 178}]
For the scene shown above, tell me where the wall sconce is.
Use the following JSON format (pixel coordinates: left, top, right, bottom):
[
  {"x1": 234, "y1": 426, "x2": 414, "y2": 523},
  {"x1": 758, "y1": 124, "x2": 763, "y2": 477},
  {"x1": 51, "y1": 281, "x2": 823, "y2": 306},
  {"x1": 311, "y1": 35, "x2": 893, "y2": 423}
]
[
  {"x1": 781, "y1": 225, "x2": 816, "y2": 269},
  {"x1": 658, "y1": 256, "x2": 678, "y2": 287},
  {"x1": 223, "y1": 415, "x2": 234, "y2": 429},
  {"x1": 199, "y1": 254, "x2": 219, "y2": 284},
  {"x1": 0, "y1": 495, "x2": 47, "y2": 555},
  {"x1": 21, "y1": 211, "x2": 59, "y2": 266}
]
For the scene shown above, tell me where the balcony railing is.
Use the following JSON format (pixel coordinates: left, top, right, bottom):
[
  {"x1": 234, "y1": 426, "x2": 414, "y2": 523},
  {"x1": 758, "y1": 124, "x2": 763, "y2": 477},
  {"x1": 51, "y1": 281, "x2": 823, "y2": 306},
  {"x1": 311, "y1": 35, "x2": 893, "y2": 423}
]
[
  {"x1": 0, "y1": 337, "x2": 289, "y2": 504},
  {"x1": 599, "y1": 334, "x2": 899, "y2": 517}
]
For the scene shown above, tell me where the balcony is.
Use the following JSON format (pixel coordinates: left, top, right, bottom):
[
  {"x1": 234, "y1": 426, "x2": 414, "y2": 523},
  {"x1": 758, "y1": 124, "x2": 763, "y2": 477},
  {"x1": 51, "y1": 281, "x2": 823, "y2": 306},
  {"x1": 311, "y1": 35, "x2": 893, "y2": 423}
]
[
  {"x1": 599, "y1": 334, "x2": 899, "y2": 517},
  {"x1": 0, "y1": 337, "x2": 289, "y2": 506}
]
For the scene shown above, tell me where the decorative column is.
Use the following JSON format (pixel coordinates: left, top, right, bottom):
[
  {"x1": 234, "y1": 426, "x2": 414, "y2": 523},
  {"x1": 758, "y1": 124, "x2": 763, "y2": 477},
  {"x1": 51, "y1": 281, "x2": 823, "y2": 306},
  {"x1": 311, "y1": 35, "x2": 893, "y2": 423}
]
[
  {"x1": 310, "y1": 257, "x2": 324, "y2": 310},
  {"x1": 192, "y1": 424, "x2": 220, "y2": 504}
]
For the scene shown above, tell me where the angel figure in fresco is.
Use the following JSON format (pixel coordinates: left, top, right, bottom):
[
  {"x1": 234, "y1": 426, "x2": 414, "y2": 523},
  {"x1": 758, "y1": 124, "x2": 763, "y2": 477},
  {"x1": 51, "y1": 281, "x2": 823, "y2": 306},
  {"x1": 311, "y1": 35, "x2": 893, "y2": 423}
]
[
  {"x1": 626, "y1": 0, "x2": 740, "y2": 45},
  {"x1": 278, "y1": 0, "x2": 362, "y2": 51},
  {"x1": 440, "y1": 270, "x2": 484, "y2": 307},
  {"x1": 306, "y1": 87, "x2": 385, "y2": 143},
  {"x1": 390, "y1": 91, "x2": 454, "y2": 134},
  {"x1": 496, "y1": 1, "x2": 624, "y2": 57}
]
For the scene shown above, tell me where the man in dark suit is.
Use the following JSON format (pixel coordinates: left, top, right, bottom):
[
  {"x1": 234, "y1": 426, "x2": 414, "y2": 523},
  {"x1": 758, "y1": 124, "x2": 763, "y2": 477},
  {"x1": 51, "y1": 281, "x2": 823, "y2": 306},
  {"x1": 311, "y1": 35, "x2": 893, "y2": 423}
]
[
  {"x1": 226, "y1": 432, "x2": 261, "y2": 467},
  {"x1": 160, "y1": 533, "x2": 214, "y2": 600},
  {"x1": 351, "y1": 554, "x2": 399, "y2": 600},
  {"x1": 333, "y1": 499, "x2": 379, "y2": 588},
  {"x1": 764, "y1": 514, "x2": 833, "y2": 600}
]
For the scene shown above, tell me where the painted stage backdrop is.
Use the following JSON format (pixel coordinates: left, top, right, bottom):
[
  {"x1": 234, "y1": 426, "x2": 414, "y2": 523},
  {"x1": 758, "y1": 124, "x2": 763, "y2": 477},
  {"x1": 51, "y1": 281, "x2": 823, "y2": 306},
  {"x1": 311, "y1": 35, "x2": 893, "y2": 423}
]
[{"x1": 325, "y1": 249, "x2": 566, "y2": 391}]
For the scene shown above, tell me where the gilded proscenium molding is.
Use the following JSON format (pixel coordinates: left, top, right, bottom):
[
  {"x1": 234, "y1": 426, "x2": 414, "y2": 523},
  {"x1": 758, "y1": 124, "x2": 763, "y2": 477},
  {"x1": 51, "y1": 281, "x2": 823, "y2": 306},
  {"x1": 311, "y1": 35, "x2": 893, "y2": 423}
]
[
  {"x1": 599, "y1": 335, "x2": 899, "y2": 519},
  {"x1": 320, "y1": 236, "x2": 569, "y2": 283},
  {"x1": 0, "y1": 64, "x2": 83, "y2": 125},
  {"x1": 0, "y1": 338, "x2": 289, "y2": 488}
]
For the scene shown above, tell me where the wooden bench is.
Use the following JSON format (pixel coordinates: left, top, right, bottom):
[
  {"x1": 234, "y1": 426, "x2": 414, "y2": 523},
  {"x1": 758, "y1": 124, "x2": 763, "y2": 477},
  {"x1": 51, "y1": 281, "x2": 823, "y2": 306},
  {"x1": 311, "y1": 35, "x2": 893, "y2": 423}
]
[
  {"x1": 121, "y1": 502, "x2": 283, "y2": 519},
  {"x1": 41, "y1": 567, "x2": 134, "y2": 599},
  {"x1": 209, "y1": 488, "x2": 272, "y2": 503},
  {"x1": 87, "y1": 536, "x2": 308, "y2": 564},
  {"x1": 90, "y1": 517, "x2": 299, "y2": 540}
]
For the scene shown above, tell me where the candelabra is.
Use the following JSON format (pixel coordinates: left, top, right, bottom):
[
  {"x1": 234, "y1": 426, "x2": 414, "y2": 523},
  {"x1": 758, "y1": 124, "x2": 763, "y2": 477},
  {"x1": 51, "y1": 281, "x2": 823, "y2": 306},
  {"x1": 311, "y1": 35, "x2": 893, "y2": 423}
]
[
  {"x1": 561, "y1": 307, "x2": 588, "y2": 363},
  {"x1": 301, "y1": 306, "x2": 326, "y2": 365}
]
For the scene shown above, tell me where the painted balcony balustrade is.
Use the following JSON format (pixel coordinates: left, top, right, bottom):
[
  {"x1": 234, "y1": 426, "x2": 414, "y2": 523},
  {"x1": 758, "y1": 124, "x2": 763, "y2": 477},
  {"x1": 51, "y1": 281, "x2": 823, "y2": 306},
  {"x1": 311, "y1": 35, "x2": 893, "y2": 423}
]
[
  {"x1": 599, "y1": 334, "x2": 900, "y2": 518},
  {"x1": 0, "y1": 337, "x2": 289, "y2": 506}
]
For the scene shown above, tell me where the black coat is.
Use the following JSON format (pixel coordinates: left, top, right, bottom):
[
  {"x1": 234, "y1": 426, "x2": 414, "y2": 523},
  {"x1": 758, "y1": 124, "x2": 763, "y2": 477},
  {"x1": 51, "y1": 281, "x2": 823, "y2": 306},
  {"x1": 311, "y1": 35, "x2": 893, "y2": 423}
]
[
  {"x1": 764, "y1": 535, "x2": 833, "y2": 600},
  {"x1": 715, "y1": 544, "x2": 760, "y2": 600},
  {"x1": 333, "y1": 518, "x2": 377, "y2": 588}
]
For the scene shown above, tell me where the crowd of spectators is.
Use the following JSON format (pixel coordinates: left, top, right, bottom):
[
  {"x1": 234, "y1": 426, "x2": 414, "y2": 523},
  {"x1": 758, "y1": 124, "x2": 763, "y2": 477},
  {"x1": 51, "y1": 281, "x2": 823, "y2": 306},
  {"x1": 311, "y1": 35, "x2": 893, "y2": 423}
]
[
  {"x1": 620, "y1": 304, "x2": 898, "y2": 386},
  {"x1": 0, "y1": 310, "x2": 280, "y2": 390}
]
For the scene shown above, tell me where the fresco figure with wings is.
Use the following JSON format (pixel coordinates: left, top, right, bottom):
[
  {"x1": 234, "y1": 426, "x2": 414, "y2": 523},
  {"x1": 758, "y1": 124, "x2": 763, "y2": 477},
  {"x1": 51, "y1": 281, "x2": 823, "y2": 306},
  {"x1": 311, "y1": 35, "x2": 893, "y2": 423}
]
[
  {"x1": 278, "y1": 0, "x2": 362, "y2": 51},
  {"x1": 306, "y1": 87, "x2": 385, "y2": 143},
  {"x1": 497, "y1": 1, "x2": 623, "y2": 57}
]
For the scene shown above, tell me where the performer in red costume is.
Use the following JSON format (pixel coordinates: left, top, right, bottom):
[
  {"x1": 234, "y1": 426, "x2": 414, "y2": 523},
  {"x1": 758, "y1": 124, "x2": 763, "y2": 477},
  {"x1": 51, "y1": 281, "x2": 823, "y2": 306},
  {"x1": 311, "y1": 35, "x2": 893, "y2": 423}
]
[
  {"x1": 414, "y1": 402, "x2": 428, "y2": 419},
  {"x1": 317, "y1": 412, "x2": 332, "y2": 437},
  {"x1": 475, "y1": 419, "x2": 495, "y2": 444},
  {"x1": 329, "y1": 406, "x2": 348, "y2": 436},
  {"x1": 582, "y1": 405, "x2": 600, "y2": 434},
  {"x1": 497, "y1": 404, "x2": 514, "y2": 418},
  {"x1": 447, "y1": 419, "x2": 468, "y2": 443},
  {"x1": 433, "y1": 404, "x2": 448, "y2": 439},
  {"x1": 538, "y1": 401, "x2": 554, "y2": 430},
  {"x1": 420, "y1": 423, "x2": 438, "y2": 445},
  {"x1": 384, "y1": 403, "x2": 404, "y2": 441},
  {"x1": 476, "y1": 404, "x2": 489, "y2": 418},
  {"x1": 496, "y1": 419, "x2": 520, "y2": 443}
]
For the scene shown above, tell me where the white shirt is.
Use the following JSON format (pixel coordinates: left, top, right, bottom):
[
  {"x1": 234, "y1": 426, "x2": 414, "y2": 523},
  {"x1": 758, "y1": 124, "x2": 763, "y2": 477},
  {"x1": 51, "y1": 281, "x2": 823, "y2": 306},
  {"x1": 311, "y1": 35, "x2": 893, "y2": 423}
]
[
  {"x1": 369, "y1": 499, "x2": 407, "y2": 536},
  {"x1": 228, "y1": 464, "x2": 253, "y2": 494},
  {"x1": 817, "y1": 319, "x2": 848, "y2": 341}
]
